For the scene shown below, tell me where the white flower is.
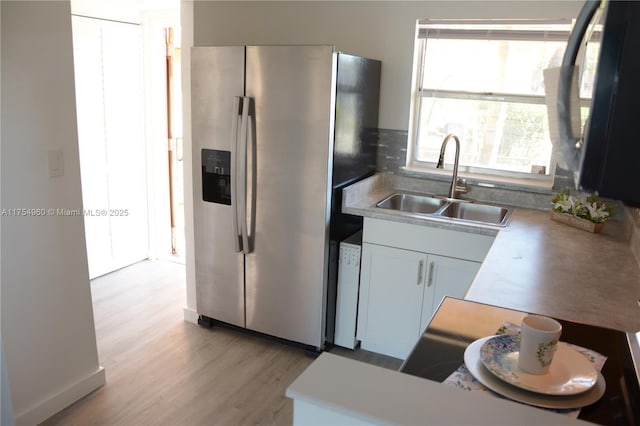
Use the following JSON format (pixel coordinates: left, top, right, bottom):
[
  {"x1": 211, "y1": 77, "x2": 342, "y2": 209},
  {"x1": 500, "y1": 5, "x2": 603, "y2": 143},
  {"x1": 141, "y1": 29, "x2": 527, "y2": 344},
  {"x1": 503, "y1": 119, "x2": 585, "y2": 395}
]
[
  {"x1": 552, "y1": 195, "x2": 576, "y2": 213},
  {"x1": 584, "y1": 202, "x2": 610, "y2": 220}
]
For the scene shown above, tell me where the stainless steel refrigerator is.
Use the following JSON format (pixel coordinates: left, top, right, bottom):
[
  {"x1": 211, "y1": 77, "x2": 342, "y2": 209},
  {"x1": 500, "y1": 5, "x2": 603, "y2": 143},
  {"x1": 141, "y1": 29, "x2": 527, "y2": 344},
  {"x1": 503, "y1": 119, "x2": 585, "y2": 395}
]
[{"x1": 191, "y1": 45, "x2": 380, "y2": 350}]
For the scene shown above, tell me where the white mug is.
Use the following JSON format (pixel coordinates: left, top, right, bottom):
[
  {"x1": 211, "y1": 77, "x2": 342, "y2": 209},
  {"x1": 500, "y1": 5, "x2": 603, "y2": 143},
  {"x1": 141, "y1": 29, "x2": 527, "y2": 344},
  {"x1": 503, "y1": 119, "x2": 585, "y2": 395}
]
[{"x1": 518, "y1": 315, "x2": 562, "y2": 374}]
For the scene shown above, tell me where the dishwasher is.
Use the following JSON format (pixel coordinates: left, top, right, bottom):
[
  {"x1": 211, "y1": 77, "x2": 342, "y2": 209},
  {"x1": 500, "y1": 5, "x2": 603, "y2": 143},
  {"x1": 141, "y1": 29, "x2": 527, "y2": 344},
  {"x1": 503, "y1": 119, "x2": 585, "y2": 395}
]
[{"x1": 334, "y1": 231, "x2": 362, "y2": 349}]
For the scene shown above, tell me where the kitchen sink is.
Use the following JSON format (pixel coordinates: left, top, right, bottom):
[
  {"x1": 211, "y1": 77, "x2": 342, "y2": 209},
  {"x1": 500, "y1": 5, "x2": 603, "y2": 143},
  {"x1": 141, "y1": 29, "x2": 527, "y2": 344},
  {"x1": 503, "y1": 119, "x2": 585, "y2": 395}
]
[
  {"x1": 438, "y1": 201, "x2": 510, "y2": 226},
  {"x1": 376, "y1": 193, "x2": 447, "y2": 215},
  {"x1": 376, "y1": 192, "x2": 512, "y2": 227}
]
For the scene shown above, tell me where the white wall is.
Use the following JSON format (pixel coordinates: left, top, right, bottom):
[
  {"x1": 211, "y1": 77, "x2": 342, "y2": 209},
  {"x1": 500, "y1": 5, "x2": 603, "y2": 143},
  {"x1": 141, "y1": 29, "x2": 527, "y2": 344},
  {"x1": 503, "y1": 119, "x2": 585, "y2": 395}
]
[
  {"x1": 182, "y1": 0, "x2": 584, "y2": 321},
  {"x1": 191, "y1": 1, "x2": 583, "y2": 130},
  {"x1": 0, "y1": 1, "x2": 104, "y2": 424},
  {"x1": 1, "y1": 340, "x2": 14, "y2": 426}
]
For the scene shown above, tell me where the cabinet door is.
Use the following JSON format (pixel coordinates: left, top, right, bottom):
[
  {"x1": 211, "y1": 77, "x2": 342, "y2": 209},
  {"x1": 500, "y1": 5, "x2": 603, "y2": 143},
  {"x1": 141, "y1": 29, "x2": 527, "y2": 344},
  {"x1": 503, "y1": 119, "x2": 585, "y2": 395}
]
[
  {"x1": 420, "y1": 255, "x2": 481, "y2": 333},
  {"x1": 358, "y1": 243, "x2": 427, "y2": 359}
]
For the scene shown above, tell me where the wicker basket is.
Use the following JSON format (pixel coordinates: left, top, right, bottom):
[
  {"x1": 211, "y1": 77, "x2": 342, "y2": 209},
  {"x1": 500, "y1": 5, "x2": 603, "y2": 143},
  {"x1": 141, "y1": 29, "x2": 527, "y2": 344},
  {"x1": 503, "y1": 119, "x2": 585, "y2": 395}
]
[{"x1": 549, "y1": 210, "x2": 605, "y2": 233}]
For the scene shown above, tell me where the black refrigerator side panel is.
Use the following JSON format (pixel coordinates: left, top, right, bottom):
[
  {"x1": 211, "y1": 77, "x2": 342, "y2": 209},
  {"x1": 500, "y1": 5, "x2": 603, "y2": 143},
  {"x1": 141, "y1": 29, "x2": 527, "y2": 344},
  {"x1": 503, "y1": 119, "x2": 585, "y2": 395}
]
[
  {"x1": 579, "y1": 1, "x2": 640, "y2": 204},
  {"x1": 326, "y1": 54, "x2": 381, "y2": 344},
  {"x1": 332, "y1": 54, "x2": 381, "y2": 188},
  {"x1": 330, "y1": 53, "x2": 381, "y2": 245}
]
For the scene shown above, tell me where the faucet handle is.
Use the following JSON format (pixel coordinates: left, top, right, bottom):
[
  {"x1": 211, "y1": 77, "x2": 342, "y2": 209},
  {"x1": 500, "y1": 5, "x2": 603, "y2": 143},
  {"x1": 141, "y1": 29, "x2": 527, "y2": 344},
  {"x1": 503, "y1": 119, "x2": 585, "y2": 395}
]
[{"x1": 455, "y1": 178, "x2": 468, "y2": 194}]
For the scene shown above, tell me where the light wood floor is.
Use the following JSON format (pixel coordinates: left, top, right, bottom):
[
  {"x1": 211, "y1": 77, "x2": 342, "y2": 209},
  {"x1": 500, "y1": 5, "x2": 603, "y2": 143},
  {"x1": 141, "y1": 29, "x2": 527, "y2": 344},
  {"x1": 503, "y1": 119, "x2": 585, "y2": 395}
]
[{"x1": 42, "y1": 260, "x2": 400, "y2": 426}]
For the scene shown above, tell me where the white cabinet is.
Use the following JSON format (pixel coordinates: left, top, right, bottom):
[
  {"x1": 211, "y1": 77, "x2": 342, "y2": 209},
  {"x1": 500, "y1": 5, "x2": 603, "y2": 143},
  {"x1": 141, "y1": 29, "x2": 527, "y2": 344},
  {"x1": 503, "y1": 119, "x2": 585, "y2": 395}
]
[
  {"x1": 419, "y1": 255, "x2": 481, "y2": 334},
  {"x1": 357, "y1": 244, "x2": 427, "y2": 358},
  {"x1": 356, "y1": 218, "x2": 494, "y2": 359}
]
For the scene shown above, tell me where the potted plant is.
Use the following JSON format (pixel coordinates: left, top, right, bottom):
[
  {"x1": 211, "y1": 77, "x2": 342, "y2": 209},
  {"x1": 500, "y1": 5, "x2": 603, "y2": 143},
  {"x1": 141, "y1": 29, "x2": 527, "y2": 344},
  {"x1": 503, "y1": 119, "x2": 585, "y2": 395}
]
[{"x1": 550, "y1": 190, "x2": 612, "y2": 233}]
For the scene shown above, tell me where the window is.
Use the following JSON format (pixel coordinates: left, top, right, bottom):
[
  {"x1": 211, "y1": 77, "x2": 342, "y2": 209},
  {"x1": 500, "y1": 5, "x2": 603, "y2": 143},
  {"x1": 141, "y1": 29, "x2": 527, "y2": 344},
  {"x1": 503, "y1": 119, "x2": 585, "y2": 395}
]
[{"x1": 407, "y1": 19, "x2": 601, "y2": 182}]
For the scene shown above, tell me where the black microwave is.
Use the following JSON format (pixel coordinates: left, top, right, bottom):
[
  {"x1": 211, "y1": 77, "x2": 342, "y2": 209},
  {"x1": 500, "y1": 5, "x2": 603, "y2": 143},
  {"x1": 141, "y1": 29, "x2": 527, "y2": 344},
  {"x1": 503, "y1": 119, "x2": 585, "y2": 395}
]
[{"x1": 576, "y1": 0, "x2": 640, "y2": 205}]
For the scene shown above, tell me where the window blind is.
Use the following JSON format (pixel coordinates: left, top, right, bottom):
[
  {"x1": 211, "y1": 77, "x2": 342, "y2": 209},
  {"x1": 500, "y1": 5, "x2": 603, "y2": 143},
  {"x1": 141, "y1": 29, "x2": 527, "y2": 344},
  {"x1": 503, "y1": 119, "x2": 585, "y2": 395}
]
[{"x1": 417, "y1": 19, "x2": 573, "y2": 41}]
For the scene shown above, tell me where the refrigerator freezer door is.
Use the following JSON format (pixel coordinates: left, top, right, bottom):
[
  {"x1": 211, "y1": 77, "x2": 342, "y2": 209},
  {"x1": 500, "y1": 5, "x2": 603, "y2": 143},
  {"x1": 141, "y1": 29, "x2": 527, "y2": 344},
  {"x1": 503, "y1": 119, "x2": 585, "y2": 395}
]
[
  {"x1": 244, "y1": 45, "x2": 335, "y2": 348},
  {"x1": 191, "y1": 46, "x2": 246, "y2": 327}
]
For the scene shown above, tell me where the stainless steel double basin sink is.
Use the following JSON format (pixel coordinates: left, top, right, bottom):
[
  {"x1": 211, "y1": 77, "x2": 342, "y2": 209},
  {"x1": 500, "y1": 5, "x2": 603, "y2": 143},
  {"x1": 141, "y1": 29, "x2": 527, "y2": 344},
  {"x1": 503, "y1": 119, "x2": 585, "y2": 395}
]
[{"x1": 376, "y1": 192, "x2": 512, "y2": 227}]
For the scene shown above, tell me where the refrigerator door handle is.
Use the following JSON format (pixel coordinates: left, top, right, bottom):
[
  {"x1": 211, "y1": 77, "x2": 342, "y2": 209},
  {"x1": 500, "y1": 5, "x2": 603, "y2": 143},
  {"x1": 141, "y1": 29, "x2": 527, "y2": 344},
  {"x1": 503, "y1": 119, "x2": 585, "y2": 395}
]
[
  {"x1": 231, "y1": 96, "x2": 243, "y2": 253},
  {"x1": 238, "y1": 96, "x2": 251, "y2": 254},
  {"x1": 246, "y1": 96, "x2": 256, "y2": 254}
]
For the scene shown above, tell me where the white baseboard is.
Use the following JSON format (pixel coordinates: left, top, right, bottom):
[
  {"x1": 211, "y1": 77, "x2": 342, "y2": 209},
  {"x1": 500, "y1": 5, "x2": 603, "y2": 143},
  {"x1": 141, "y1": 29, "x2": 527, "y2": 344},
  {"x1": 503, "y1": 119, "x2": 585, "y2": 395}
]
[
  {"x1": 15, "y1": 366, "x2": 105, "y2": 426},
  {"x1": 183, "y1": 307, "x2": 199, "y2": 324}
]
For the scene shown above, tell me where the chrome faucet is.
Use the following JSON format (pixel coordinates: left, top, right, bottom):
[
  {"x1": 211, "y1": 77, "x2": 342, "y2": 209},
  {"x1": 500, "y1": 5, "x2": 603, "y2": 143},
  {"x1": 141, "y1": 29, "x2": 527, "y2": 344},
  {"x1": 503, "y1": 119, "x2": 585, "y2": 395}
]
[{"x1": 436, "y1": 133, "x2": 462, "y2": 200}]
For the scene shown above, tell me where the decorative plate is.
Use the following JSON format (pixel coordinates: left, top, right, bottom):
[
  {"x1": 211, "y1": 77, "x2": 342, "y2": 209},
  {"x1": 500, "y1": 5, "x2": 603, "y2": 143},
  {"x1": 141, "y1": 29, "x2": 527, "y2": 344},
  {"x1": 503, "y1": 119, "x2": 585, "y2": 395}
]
[
  {"x1": 464, "y1": 336, "x2": 606, "y2": 409},
  {"x1": 479, "y1": 334, "x2": 598, "y2": 395}
]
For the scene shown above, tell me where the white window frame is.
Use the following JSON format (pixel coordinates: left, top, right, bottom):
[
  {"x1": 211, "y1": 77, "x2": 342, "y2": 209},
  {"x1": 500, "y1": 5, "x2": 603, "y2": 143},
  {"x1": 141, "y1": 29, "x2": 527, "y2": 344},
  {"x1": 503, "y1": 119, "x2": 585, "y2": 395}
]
[{"x1": 406, "y1": 19, "x2": 594, "y2": 187}]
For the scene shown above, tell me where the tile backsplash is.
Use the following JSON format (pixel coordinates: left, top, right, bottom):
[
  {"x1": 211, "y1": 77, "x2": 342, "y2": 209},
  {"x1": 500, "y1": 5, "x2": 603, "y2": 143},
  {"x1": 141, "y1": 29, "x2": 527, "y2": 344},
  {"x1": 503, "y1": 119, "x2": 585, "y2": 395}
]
[{"x1": 375, "y1": 128, "x2": 408, "y2": 174}]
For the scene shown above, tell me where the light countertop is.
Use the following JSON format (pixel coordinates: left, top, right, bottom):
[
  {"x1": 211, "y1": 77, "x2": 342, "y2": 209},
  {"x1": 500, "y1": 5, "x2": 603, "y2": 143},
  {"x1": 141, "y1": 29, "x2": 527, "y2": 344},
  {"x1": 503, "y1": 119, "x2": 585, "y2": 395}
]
[
  {"x1": 286, "y1": 352, "x2": 589, "y2": 425},
  {"x1": 342, "y1": 173, "x2": 640, "y2": 332}
]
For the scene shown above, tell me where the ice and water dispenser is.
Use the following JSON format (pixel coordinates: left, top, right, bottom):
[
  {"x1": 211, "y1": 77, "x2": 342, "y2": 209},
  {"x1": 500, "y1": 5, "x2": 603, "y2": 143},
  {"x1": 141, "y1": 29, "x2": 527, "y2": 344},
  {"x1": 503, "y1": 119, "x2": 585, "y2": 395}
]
[{"x1": 202, "y1": 149, "x2": 231, "y2": 205}]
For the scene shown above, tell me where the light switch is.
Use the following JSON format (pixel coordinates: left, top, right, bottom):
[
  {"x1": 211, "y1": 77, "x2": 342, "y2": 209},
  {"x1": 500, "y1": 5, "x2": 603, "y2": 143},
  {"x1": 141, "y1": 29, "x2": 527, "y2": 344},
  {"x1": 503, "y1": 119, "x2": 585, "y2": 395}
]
[{"x1": 48, "y1": 148, "x2": 64, "y2": 177}]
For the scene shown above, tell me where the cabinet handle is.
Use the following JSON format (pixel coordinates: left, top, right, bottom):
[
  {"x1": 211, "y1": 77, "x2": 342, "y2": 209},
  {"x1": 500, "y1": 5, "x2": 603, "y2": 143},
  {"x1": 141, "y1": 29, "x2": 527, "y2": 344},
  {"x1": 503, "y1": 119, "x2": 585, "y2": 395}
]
[
  {"x1": 417, "y1": 260, "x2": 424, "y2": 286},
  {"x1": 427, "y1": 261, "x2": 435, "y2": 287}
]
